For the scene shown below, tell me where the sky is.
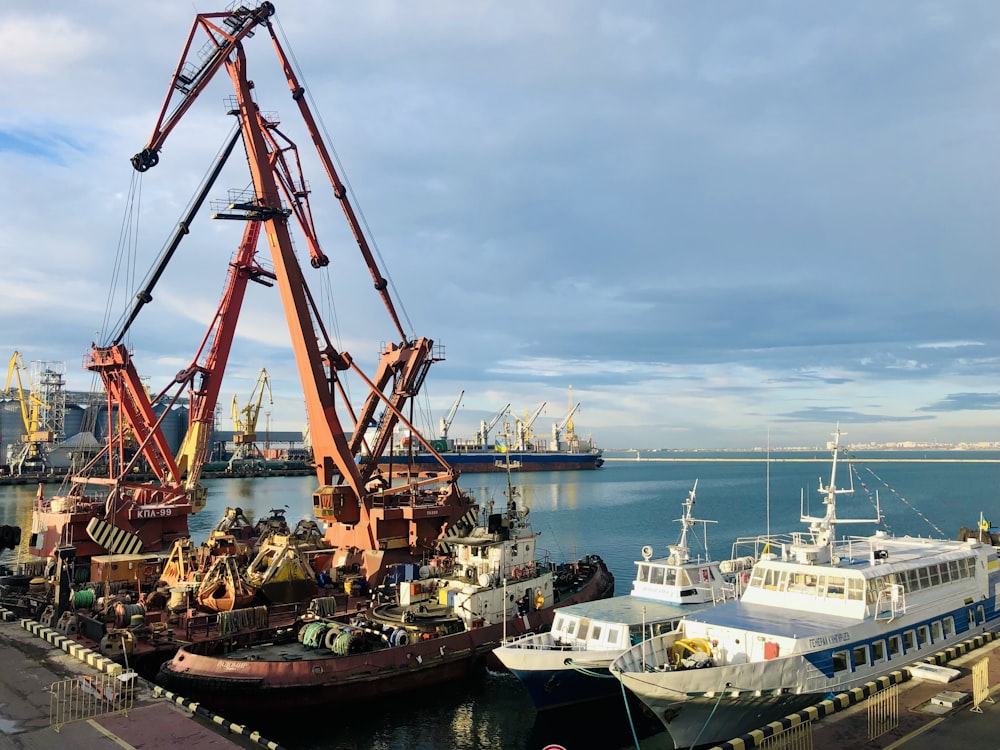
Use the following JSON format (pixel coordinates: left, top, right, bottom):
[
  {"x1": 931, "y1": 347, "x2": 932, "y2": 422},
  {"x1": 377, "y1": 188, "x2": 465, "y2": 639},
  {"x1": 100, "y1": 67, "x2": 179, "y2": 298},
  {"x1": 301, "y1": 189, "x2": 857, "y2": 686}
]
[{"x1": 0, "y1": 2, "x2": 997, "y2": 451}]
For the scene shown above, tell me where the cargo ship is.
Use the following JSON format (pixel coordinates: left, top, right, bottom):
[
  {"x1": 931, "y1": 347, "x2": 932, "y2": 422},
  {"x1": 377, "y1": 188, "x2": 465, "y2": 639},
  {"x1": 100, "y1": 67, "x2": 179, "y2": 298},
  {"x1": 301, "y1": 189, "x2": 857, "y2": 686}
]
[{"x1": 377, "y1": 394, "x2": 604, "y2": 473}]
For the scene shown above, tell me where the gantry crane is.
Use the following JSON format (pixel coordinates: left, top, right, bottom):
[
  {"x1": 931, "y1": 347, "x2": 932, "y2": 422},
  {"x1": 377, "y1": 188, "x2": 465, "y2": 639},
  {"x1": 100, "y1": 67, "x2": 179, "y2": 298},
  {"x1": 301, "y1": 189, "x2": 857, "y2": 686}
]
[
  {"x1": 129, "y1": 3, "x2": 475, "y2": 577},
  {"x1": 438, "y1": 390, "x2": 464, "y2": 442},
  {"x1": 229, "y1": 369, "x2": 273, "y2": 470}
]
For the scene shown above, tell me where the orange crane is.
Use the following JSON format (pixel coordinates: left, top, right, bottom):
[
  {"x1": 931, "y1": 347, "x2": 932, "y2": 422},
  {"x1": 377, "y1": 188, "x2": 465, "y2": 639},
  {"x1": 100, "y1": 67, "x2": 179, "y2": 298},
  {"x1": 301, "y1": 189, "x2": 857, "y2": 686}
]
[{"x1": 131, "y1": 3, "x2": 474, "y2": 577}]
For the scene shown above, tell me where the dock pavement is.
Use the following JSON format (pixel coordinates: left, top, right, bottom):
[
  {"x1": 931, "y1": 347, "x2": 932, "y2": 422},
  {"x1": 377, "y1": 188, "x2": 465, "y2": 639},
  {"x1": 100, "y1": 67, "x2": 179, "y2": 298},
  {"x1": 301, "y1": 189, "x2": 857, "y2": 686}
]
[
  {"x1": 0, "y1": 609, "x2": 282, "y2": 750},
  {"x1": 807, "y1": 633, "x2": 1000, "y2": 750}
]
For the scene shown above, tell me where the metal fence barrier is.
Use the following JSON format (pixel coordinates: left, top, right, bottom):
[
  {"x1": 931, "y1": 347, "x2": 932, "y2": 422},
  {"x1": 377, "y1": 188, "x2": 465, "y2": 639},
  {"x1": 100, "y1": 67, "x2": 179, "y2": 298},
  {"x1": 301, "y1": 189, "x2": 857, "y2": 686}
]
[
  {"x1": 867, "y1": 682, "x2": 898, "y2": 741},
  {"x1": 970, "y1": 656, "x2": 994, "y2": 713},
  {"x1": 758, "y1": 720, "x2": 814, "y2": 750},
  {"x1": 49, "y1": 671, "x2": 136, "y2": 731}
]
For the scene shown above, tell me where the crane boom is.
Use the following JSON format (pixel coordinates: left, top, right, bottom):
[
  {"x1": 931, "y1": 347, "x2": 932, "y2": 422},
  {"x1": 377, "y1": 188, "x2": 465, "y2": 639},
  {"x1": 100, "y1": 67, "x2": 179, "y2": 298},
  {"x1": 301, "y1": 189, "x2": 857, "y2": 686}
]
[
  {"x1": 131, "y1": 3, "x2": 476, "y2": 568},
  {"x1": 439, "y1": 390, "x2": 464, "y2": 439}
]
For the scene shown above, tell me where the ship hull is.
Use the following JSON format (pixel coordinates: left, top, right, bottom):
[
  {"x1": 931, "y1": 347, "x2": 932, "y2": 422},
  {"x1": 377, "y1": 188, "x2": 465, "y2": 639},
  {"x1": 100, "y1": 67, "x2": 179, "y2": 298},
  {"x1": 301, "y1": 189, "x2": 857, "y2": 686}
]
[
  {"x1": 379, "y1": 451, "x2": 604, "y2": 474},
  {"x1": 157, "y1": 563, "x2": 614, "y2": 719}
]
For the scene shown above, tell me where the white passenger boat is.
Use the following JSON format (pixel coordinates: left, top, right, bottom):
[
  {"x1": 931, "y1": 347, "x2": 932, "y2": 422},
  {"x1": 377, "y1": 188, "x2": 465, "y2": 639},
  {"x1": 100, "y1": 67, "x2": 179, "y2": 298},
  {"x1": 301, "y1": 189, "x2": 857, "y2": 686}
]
[
  {"x1": 494, "y1": 481, "x2": 743, "y2": 710},
  {"x1": 610, "y1": 428, "x2": 1000, "y2": 749}
]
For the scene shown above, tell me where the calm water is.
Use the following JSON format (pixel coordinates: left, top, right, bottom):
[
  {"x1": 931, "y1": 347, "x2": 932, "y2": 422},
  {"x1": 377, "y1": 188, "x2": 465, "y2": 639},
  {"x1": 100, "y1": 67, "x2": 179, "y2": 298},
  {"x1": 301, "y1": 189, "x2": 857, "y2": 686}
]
[{"x1": 1, "y1": 453, "x2": 998, "y2": 749}]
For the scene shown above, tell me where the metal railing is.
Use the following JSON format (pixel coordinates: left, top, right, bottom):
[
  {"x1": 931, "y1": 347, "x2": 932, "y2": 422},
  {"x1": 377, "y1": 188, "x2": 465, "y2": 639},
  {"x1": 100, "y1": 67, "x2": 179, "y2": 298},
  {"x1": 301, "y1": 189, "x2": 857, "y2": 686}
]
[
  {"x1": 758, "y1": 720, "x2": 814, "y2": 750},
  {"x1": 970, "y1": 656, "x2": 994, "y2": 713},
  {"x1": 867, "y1": 682, "x2": 898, "y2": 740},
  {"x1": 49, "y1": 671, "x2": 136, "y2": 731}
]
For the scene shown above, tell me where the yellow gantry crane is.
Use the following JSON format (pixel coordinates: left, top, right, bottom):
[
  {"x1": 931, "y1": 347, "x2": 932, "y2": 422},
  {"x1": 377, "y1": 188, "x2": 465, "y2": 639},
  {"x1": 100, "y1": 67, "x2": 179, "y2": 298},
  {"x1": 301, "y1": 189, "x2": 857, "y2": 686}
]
[
  {"x1": 3, "y1": 351, "x2": 54, "y2": 474},
  {"x1": 228, "y1": 368, "x2": 273, "y2": 471}
]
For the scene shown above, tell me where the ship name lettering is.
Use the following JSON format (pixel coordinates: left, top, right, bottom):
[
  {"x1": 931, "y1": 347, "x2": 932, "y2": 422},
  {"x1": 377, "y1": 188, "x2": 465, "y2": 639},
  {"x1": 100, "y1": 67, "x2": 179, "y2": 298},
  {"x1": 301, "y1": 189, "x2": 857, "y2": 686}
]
[
  {"x1": 808, "y1": 631, "x2": 852, "y2": 649},
  {"x1": 221, "y1": 661, "x2": 250, "y2": 671}
]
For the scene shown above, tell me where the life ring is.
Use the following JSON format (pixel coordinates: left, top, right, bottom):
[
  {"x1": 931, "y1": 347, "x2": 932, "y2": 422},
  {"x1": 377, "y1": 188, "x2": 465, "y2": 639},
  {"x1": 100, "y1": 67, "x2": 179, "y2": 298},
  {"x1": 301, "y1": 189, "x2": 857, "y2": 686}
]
[
  {"x1": 511, "y1": 567, "x2": 523, "y2": 580},
  {"x1": 143, "y1": 566, "x2": 154, "y2": 578}
]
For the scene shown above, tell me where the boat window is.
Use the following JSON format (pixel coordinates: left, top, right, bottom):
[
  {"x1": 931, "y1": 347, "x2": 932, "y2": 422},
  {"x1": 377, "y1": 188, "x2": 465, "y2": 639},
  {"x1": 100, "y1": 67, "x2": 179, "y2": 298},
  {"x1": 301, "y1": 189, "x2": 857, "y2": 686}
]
[
  {"x1": 847, "y1": 578, "x2": 864, "y2": 601},
  {"x1": 577, "y1": 621, "x2": 590, "y2": 640},
  {"x1": 977, "y1": 605, "x2": 985, "y2": 625},
  {"x1": 664, "y1": 568, "x2": 677, "y2": 586},
  {"x1": 948, "y1": 561, "x2": 960, "y2": 580},
  {"x1": 852, "y1": 645, "x2": 868, "y2": 669},
  {"x1": 872, "y1": 640, "x2": 886, "y2": 663},
  {"x1": 917, "y1": 626, "x2": 929, "y2": 648},
  {"x1": 565, "y1": 619, "x2": 578, "y2": 637},
  {"x1": 826, "y1": 576, "x2": 845, "y2": 599},
  {"x1": 762, "y1": 567, "x2": 780, "y2": 590},
  {"x1": 931, "y1": 621, "x2": 942, "y2": 642},
  {"x1": 777, "y1": 570, "x2": 791, "y2": 592},
  {"x1": 928, "y1": 566, "x2": 941, "y2": 586},
  {"x1": 676, "y1": 569, "x2": 691, "y2": 587},
  {"x1": 649, "y1": 566, "x2": 665, "y2": 586},
  {"x1": 749, "y1": 568, "x2": 765, "y2": 588},
  {"x1": 904, "y1": 569, "x2": 919, "y2": 591},
  {"x1": 943, "y1": 617, "x2": 955, "y2": 637},
  {"x1": 590, "y1": 624, "x2": 603, "y2": 642},
  {"x1": 918, "y1": 567, "x2": 931, "y2": 588},
  {"x1": 832, "y1": 650, "x2": 849, "y2": 673},
  {"x1": 903, "y1": 631, "x2": 916, "y2": 651},
  {"x1": 553, "y1": 615, "x2": 566, "y2": 632},
  {"x1": 937, "y1": 563, "x2": 950, "y2": 584},
  {"x1": 606, "y1": 626, "x2": 622, "y2": 646},
  {"x1": 637, "y1": 564, "x2": 650, "y2": 583},
  {"x1": 889, "y1": 635, "x2": 902, "y2": 658}
]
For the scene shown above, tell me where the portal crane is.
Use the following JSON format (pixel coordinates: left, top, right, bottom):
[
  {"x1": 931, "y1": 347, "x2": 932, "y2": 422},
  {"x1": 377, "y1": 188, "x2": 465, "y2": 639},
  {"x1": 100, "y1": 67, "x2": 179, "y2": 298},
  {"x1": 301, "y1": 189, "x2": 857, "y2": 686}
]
[
  {"x1": 478, "y1": 403, "x2": 510, "y2": 449},
  {"x1": 3, "y1": 351, "x2": 51, "y2": 474},
  {"x1": 131, "y1": 3, "x2": 475, "y2": 571},
  {"x1": 439, "y1": 390, "x2": 464, "y2": 441},
  {"x1": 229, "y1": 368, "x2": 273, "y2": 469},
  {"x1": 514, "y1": 402, "x2": 546, "y2": 451}
]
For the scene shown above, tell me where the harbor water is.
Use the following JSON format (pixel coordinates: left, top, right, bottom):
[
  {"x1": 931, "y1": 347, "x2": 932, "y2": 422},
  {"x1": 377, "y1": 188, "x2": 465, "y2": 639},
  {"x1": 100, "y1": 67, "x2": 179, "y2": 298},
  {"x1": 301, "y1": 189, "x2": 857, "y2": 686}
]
[{"x1": 1, "y1": 450, "x2": 997, "y2": 749}]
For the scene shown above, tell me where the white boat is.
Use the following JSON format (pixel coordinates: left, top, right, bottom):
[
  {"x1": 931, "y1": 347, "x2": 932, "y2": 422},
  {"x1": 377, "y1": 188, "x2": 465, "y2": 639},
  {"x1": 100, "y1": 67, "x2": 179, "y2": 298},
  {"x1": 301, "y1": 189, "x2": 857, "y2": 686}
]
[
  {"x1": 494, "y1": 480, "x2": 743, "y2": 710},
  {"x1": 611, "y1": 427, "x2": 1000, "y2": 749}
]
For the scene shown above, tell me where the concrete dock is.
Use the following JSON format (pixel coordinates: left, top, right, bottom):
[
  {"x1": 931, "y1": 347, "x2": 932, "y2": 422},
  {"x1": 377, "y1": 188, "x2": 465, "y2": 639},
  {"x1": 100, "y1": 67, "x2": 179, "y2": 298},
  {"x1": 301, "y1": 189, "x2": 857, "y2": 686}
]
[{"x1": 0, "y1": 610, "x2": 282, "y2": 750}]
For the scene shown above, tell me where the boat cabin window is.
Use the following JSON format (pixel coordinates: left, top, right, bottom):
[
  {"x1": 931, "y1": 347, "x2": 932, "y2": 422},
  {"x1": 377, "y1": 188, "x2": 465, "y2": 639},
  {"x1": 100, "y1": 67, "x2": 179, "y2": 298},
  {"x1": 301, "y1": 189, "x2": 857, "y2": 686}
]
[
  {"x1": 676, "y1": 569, "x2": 692, "y2": 587},
  {"x1": 649, "y1": 566, "x2": 665, "y2": 586},
  {"x1": 553, "y1": 614, "x2": 566, "y2": 632},
  {"x1": 931, "y1": 621, "x2": 942, "y2": 642},
  {"x1": 606, "y1": 625, "x2": 622, "y2": 647},
  {"x1": 824, "y1": 576, "x2": 846, "y2": 598},
  {"x1": 564, "y1": 619, "x2": 578, "y2": 637},
  {"x1": 852, "y1": 645, "x2": 868, "y2": 669},
  {"x1": 903, "y1": 630, "x2": 916, "y2": 651},
  {"x1": 917, "y1": 626, "x2": 929, "y2": 648},
  {"x1": 947, "y1": 560, "x2": 960, "y2": 580},
  {"x1": 749, "y1": 568, "x2": 766, "y2": 588},
  {"x1": 871, "y1": 640, "x2": 886, "y2": 663},
  {"x1": 833, "y1": 650, "x2": 849, "y2": 673},
  {"x1": 937, "y1": 563, "x2": 949, "y2": 583},
  {"x1": 590, "y1": 624, "x2": 603, "y2": 642},
  {"x1": 943, "y1": 617, "x2": 955, "y2": 637},
  {"x1": 577, "y1": 621, "x2": 590, "y2": 640},
  {"x1": 664, "y1": 568, "x2": 677, "y2": 586},
  {"x1": 847, "y1": 578, "x2": 864, "y2": 601},
  {"x1": 976, "y1": 605, "x2": 985, "y2": 626},
  {"x1": 888, "y1": 635, "x2": 902, "y2": 657},
  {"x1": 637, "y1": 564, "x2": 650, "y2": 583}
]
